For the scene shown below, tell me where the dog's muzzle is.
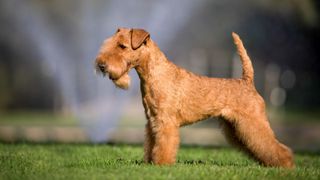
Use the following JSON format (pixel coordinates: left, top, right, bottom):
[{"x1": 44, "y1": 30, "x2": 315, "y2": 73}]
[{"x1": 96, "y1": 63, "x2": 118, "y2": 80}]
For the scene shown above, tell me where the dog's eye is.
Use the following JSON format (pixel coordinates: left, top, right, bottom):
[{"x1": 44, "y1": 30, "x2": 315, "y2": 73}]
[{"x1": 119, "y1": 44, "x2": 127, "y2": 49}]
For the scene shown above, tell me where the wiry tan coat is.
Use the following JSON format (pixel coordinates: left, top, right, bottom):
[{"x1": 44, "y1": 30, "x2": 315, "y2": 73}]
[{"x1": 95, "y1": 28, "x2": 294, "y2": 168}]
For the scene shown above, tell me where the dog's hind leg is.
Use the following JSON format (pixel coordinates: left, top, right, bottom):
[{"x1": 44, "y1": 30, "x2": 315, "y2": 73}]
[
  {"x1": 220, "y1": 119, "x2": 256, "y2": 160},
  {"x1": 221, "y1": 115, "x2": 294, "y2": 168}
]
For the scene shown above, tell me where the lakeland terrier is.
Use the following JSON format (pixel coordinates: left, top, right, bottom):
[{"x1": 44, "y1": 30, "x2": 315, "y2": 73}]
[{"x1": 95, "y1": 28, "x2": 294, "y2": 168}]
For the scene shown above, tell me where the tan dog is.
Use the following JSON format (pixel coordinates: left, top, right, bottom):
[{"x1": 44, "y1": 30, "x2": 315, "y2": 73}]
[{"x1": 95, "y1": 28, "x2": 294, "y2": 168}]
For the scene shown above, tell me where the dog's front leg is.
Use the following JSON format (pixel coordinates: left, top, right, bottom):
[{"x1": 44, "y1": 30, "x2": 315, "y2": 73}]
[
  {"x1": 151, "y1": 118, "x2": 180, "y2": 165},
  {"x1": 144, "y1": 121, "x2": 155, "y2": 163}
]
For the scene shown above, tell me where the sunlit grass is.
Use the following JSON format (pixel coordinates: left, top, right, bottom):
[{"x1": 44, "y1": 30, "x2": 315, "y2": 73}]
[{"x1": 0, "y1": 143, "x2": 319, "y2": 179}]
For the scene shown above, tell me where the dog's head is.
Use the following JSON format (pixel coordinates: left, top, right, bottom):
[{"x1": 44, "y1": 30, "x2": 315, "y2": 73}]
[{"x1": 95, "y1": 28, "x2": 150, "y2": 89}]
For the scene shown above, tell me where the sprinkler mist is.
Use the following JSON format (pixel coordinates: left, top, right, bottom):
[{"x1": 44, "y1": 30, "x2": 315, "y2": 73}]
[{"x1": 7, "y1": 0, "x2": 201, "y2": 142}]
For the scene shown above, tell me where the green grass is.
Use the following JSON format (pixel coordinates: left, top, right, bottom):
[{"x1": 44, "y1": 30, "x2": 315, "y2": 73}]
[{"x1": 0, "y1": 143, "x2": 319, "y2": 180}]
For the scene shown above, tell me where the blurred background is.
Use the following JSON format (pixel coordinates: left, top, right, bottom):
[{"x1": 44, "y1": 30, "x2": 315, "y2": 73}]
[{"x1": 0, "y1": 0, "x2": 319, "y2": 150}]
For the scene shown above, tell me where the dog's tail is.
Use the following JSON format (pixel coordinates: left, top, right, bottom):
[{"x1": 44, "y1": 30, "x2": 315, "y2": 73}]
[{"x1": 232, "y1": 32, "x2": 254, "y2": 84}]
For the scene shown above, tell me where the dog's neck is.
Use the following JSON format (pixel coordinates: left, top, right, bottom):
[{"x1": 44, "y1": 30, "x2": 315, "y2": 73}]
[{"x1": 135, "y1": 40, "x2": 176, "y2": 83}]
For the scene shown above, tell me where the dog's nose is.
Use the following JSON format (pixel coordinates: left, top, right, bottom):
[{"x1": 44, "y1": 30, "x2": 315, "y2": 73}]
[{"x1": 98, "y1": 63, "x2": 106, "y2": 72}]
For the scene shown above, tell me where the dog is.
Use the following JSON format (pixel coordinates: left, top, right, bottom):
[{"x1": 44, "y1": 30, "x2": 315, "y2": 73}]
[{"x1": 95, "y1": 28, "x2": 294, "y2": 168}]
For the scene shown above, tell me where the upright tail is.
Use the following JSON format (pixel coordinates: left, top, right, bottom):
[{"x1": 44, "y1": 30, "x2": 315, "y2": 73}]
[{"x1": 232, "y1": 32, "x2": 254, "y2": 84}]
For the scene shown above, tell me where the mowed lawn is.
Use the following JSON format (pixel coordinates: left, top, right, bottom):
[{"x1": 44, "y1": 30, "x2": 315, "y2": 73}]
[{"x1": 0, "y1": 143, "x2": 319, "y2": 180}]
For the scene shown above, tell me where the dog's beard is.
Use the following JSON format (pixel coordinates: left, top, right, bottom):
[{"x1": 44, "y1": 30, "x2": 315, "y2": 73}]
[
  {"x1": 113, "y1": 73, "x2": 130, "y2": 90},
  {"x1": 95, "y1": 61, "x2": 131, "y2": 90}
]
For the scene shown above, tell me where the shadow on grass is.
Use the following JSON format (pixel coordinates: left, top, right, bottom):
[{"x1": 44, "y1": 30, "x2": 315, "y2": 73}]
[
  {"x1": 113, "y1": 159, "x2": 255, "y2": 167},
  {"x1": 114, "y1": 155, "x2": 255, "y2": 167}
]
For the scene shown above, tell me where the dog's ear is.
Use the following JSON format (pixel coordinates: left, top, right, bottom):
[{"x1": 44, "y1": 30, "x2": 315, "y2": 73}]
[{"x1": 131, "y1": 29, "x2": 150, "y2": 50}]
